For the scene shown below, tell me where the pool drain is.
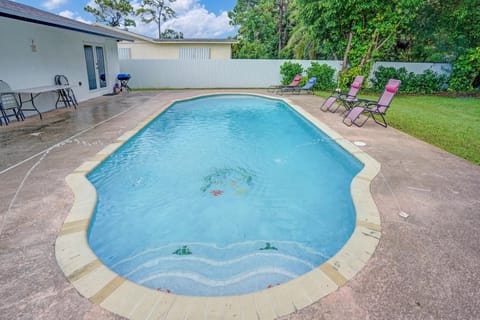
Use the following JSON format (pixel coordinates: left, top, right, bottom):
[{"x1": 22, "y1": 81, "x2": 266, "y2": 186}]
[{"x1": 353, "y1": 141, "x2": 367, "y2": 146}]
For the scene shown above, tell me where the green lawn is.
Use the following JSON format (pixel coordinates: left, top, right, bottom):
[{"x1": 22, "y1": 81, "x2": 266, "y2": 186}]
[{"x1": 318, "y1": 92, "x2": 480, "y2": 165}]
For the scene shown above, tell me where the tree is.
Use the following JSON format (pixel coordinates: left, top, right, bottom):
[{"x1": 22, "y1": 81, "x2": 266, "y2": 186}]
[
  {"x1": 230, "y1": 0, "x2": 480, "y2": 91},
  {"x1": 290, "y1": 0, "x2": 422, "y2": 78},
  {"x1": 84, "y1": 0, "x2": 136, "y2": 28},
  {"x1": 277, "y1": 0, "x2": 291, "y2": 53},
  {"x1": 161, "y1": 29, "x2": 183, "y2": 39},
  {"x1": 137, "y1": 0, "x2": 176, "y2": 39},
  {"x1": 406, "y1": 0, "x2": 480, "y2": 62},
  {"x1": 229, "y1": 0, "x2": 294, "y2": 59}
]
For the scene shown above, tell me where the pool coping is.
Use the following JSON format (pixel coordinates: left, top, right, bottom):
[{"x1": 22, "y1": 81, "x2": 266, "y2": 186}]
[{"x1": 55, "y1": 93, "x2": 381, "y2": 320}]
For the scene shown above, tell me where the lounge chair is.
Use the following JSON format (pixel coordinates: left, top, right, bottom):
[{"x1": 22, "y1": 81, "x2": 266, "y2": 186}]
[
  {"x1": 278, "y1": 75, "x2": 304, "y2": 94},
  {"x1": 54, "y1": 75, "x2": 78, "y2": 108},
  {"x1": 0, "y1": 80, "x2": 24, "y2": 125},
  {"x1": 268, "y1": 75, "x2": 302, "y2": 93},
  {"x1": 343, "y1": 79, "x2": 401, "y2": 128},
  {"x1": 292, "y1": 77, "x2": 317, "y2": 94},
  {"x1": 320, "y1": 76, "x2": 365, "y2": 112}
]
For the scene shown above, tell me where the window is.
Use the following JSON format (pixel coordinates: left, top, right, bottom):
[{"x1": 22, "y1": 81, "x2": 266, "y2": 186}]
[
  {"x1": 118, "y1": 48, "x2": 131, "y2": 60},
  {"x1": 179, "y1": 47, "x2": 211, "y2": 60}
]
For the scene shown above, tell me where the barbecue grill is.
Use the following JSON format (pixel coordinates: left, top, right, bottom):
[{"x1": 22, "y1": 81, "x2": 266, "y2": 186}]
[{"x1": 117, "y1": 73, "x2": 131, "y2": 92}]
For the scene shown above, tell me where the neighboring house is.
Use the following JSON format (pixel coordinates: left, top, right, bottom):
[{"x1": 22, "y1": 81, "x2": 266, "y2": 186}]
[
  {"x1": 0, "y1": 0, "x2": 134, "y2": 116},
  {"x1": 94, "y1": 25, "x2": 236, "y2": 60}
]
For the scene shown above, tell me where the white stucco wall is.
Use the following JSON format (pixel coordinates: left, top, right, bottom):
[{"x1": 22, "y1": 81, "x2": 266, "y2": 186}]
[{"x1": 0, "y1": 17, "x2": 120, "y2": 117}]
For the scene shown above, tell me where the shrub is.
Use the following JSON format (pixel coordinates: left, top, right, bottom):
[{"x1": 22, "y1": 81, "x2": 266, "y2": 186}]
[
  {"x1": 306, "y1": 62, "x2": 336, "y2": 90},
  {"x1": 372, "y1": 66, "x2": 448, "y2": 94},
  {"x1": 448, "y1": 47, "x2": 480, "y2": 92},
  {"x1": 280, "y1": 62, "x2": 303, "y2": 85},
  {"x1": 414, "y1": 70, "x2": 449, "y2": 94},
  {"x1": 338, "y1": 66, "x2": 366, "y2": 91}
]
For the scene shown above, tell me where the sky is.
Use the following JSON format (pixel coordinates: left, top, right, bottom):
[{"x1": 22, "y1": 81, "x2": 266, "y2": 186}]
[{"x1": 15, "y1": 0, "x2": 238, "y2": 38}]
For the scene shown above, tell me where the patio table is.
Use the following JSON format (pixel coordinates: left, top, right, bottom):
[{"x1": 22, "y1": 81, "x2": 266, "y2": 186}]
[{"x1": 14, "y1": 84, "x2": 72, "y2": 120}]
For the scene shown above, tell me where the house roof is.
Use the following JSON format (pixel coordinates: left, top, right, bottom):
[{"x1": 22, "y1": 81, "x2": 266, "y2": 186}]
[
  {"x1": 94, "y1": 24, "x2": 238, "y2": 45},
  {"x1": 0, "y1": 0, "x2": 134, "y2": 41}
]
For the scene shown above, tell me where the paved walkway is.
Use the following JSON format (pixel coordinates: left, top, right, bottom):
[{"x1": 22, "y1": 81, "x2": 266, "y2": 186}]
[{"x1": 1, "y1": 90, "x2": 479, "y2": 319}]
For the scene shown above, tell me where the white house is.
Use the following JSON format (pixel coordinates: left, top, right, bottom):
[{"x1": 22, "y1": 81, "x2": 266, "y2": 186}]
[{"x1": 0, "y1": 0, "x2": 134, "y2": 116}]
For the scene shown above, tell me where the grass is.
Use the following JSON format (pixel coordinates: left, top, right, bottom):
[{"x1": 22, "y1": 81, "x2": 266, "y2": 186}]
[{"x1": 318, "y1": 92, "x2": 480, "y2": 165}]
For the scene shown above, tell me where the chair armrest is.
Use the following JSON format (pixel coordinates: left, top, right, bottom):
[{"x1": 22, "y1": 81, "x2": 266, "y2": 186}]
[
  {"x1": 348, "y1": 98, "x2": 377, "y2": 109},
  {"x1": 355, "y1": 98, "x2": 372, "y2": 103}
]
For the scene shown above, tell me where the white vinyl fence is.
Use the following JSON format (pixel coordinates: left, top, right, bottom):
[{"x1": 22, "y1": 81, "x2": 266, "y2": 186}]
[
  {"x1": 119, "y1": 59, "x2": 341, "y2": 89},
  {"x1": 119, "y1": 59, "x2": 451, "y2": 89},
  {"x1": 370, "y1": 62, "x2": 452, "y2": 78}
]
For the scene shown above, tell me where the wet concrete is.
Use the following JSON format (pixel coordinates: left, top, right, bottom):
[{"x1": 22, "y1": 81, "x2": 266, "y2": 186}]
[{"x1": 1, "y1": 90, "x2": 479, "y2": 319}]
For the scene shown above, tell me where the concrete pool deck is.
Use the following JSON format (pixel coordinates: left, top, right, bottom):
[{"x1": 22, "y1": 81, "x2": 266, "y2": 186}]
[{"x1": 1, "y1": 90, "x2": 479, "y2": 319}]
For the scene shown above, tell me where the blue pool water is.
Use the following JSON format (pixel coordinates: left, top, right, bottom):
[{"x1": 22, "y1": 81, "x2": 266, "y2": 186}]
[{"x1": 87, "y1": 95, "x2": 363, "y2": 296}]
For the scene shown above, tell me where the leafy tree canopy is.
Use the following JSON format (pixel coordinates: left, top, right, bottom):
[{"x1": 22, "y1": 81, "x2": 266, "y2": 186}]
[
  {"x1": 161, "y1": 28, "x2": 184, "y2": 39},
  {"x1": 137, "y1": 0, "x2": 176, "y2": 39},
  {"x1": 231, "y1": 0, "x2": 479, "y2": 66},
  {"x1": 84, "y1": 0, "x2": 136, "y2": 28},
  {"x1": 229, "y1": 0, "x2": 293, "y2": 59}
]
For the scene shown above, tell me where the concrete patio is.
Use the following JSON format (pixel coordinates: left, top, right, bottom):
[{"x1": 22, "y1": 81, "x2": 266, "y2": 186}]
[{"x1": 1, "y1": 90, "x2": 479, "y2": 319}]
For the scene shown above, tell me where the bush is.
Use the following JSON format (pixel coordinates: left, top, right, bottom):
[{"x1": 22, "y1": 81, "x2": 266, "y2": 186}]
[
  {"x1": 372, "y1": 66, "x2": 448, "y2": 94},
  {"x1": 280, "y1": 62, "x2": 303, "y2": 85},
  {"x1": 306, "y1": 62, "x2": 336, "y2": 90},
  {"x1": 338, "y1": 66, "x2": 366, "y2": 91},
  {"x1": 448, "y1": 47, "x2": 480, "y2": 92}
]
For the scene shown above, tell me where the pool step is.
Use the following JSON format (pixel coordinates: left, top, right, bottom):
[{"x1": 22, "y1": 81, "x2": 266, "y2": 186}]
[{"x1": 108, "y1": 240, "x2": 329, "y2": 296}]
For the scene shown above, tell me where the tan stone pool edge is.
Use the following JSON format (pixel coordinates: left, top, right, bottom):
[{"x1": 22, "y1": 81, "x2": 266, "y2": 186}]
[{"x1": 55, "y1": 93, "x2": 381, "y2": 320}]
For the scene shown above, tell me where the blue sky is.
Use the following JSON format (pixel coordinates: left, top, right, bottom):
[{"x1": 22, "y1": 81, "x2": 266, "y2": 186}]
[{"x1": 15, "y1": 0, "x2": 238, "y2": 38}]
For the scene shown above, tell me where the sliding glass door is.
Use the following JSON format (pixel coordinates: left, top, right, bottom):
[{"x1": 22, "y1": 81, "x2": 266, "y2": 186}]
[{"x1": 84, "y1": 45, "x2": 107, "y2": 90}]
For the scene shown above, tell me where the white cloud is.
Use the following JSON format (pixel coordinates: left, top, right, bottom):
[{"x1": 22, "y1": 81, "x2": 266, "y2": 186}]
[
  {"x1": 129, "y1": 0, "x2": 235, "y2": 39},
  {"x1": 75, "y1": 16, "x2": 93, "y2": 24},
  {"x1": 165, "y1": 8, "x2": 234, "y2": 38},
  {"x1": 170, "y1": 0, "x2": 197, "y2": 14},
  {"x1": 58, "y1": 10, "x2": 74, "y2": 19},
  {"x1": 58, "y1": 10, "x2": 92, "y2": 24},
  {"x1": 86, "y1": 0, "x2": 96, "y2": 8},
  {"x1": 42, "y1": 0, "x2": 68, "y2": 10}
]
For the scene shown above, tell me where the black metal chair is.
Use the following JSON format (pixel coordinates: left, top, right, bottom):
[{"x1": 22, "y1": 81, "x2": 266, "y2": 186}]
[
  {"x1": 0, "y1": 80, "x2": 24, "y2": 125},
  {"x1": 54, "y1": 75, "x2": 78, "y2": 109}
]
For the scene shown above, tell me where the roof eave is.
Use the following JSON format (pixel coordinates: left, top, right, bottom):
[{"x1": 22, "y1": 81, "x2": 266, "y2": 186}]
[
  {"x1": 152, "y1": 40, "x2": 238, "y2": 44},
  {"x1": 0, "y1": 11, "x2": 134, "y2": 41}
]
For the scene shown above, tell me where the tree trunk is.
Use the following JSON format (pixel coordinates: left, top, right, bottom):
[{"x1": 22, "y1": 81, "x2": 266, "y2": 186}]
[
  {"x1": 158, "y1": 7, "x2": 163, "y2": 39},
  {"x1": 278, "y1": 0, "x2": 284, "y2": 56},
  {"x1": 342, "y1": 30, "x2": 353, "y2": 71},
  {"x1": 282, "y1": 1, "x2": 289, "y2": 50},
  {"x1": 360, "y1": 43, "x2": 374, "y2": 68},
  {"x1": 360, "y1": 30, "x2": 395, "y2": 69}
]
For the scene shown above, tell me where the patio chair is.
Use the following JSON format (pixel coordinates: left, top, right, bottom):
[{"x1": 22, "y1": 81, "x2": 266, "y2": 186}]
[
  {"x1": 0, "y1": 80, "x2": 25, "y2": 125},
  {"x1": 54, "y1": 75, "x2": 78, "y2": 108},
  {"x1": 291, "y1": 77, "x2": 317, "y2": 94},
  {"x1": 320, "y1": 76, "x2": 365, "y2": 112},
  {"x1": 278, "y1": 75, "x2": 303, "y2": 94},
  {"x1": 343, "y1": 79, "x2": 401, "y2": 128},
  {"x1": 268, "y1": 75, "x2": 302, "y2": 93}
]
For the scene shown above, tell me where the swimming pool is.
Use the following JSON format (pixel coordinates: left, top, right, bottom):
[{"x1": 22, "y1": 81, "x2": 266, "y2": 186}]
[{"x1": 87, "y1": 94, "x2": 363, "y2": 297}]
